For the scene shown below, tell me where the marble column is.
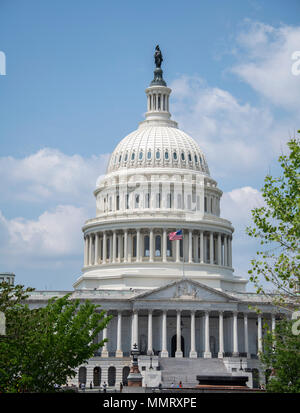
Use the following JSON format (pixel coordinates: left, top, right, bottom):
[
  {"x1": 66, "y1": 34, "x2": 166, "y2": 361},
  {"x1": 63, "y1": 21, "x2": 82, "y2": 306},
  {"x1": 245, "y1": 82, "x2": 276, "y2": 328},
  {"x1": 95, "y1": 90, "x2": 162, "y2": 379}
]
[
  {"x1": 189, "y1": 310, "x2": 197, "y2": 358},
  {"x1": 195, "y1": 235, "x2": 199, "y2": 263},
  {"x1": 147, "y1": 310, "x2": 153, "y2": 355},
  {"x1": 162, "y1": 229, "x2": 167, "y2": 262},
  {"x1": 217, "y1": 233, "x2": 222, "y2": 265},
  {"x1": 115, "y1": 312, "x2": 123, "y2": 357},
  {"x1": 124, "y1": 229, "x2": 128, "y2": 263},
  {"x1": 101, "y1": 327, "x2": 109, "y2": 357},
  {"x1": 89, "y1": 234, "x2": 93, "y2": 266},
  {"x1": 102, "y1": 231, "x2": 107, "y2": 264},
  {"x1": 112, "y1": 230, "x2": 116, "y2": 263},
  {"x1": 233, "y1": 311, "x2": 239, "y2": 357},
  {"x1": 257, "y1": 314, "x2": 263, "y2": 354},
  {"x1": 118, "y1": 234, "x2": 122, "y2": 262},
  {"x1": 228, "y1": 237, "x2": 232, "y2": 267},
  {"x1": 84, "y1": 235, "x2": 88, "y2": 266},
  {"x1": 175, "y1": 310, "x2": 183, "y2": 358},
  {"x1": 188, "y1": 230, "x2": 193, "y2": 263},
  {"x1": 149, "y1": 229, "x2": 154, "y2": 262},
  {"x1": 200, "y1": 231, "x2": 204, "y2": 263},
  {"x1": 94, "y1": 233, "x2": 99, "y2": 265},
  {"x1": 209, "y1": 232, "x2": 214, "y2": 265},
  {"x1": 136, "y1": 229, "x2": 141, "y2": 262},
  {"x1": 244, "y1": 313, "x2": 250, "y2": 358},
  {"x1": 203, "y1": 311, "x2": 211, "y2": 358},
  {"x1": 161, "y1": 310, "x2": 168, "y2": 357},
  {"x1": 218, "y1": 311, "x2": 224, "y2": 358},
  {"x1": 224, "y1": 236, "x2": 228, "y2": 266}
]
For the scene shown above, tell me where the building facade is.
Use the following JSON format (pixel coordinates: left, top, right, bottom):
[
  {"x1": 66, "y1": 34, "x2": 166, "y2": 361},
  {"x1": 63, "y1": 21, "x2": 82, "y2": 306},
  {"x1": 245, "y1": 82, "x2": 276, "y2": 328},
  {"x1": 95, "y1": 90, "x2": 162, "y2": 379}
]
[{"x1": 27, "y1": 54, "x2": 288, "y2": 389}]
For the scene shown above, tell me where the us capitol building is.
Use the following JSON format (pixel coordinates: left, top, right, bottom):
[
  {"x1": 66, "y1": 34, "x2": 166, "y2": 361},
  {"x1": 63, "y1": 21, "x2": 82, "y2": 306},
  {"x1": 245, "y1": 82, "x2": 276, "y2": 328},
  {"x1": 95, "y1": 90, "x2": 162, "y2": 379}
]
[{"x1": 27, "y1": 48, "x2": 286, "y2": 389}]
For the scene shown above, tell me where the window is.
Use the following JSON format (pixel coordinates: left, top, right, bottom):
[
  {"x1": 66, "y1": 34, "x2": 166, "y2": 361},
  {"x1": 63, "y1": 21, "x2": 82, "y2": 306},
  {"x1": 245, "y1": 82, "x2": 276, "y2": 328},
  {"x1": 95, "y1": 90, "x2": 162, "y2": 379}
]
[
  {"x1": 173, "y1": 151, "x2": 177, "y2": 160},
  {"x1": 156, "y1": 193, "x2": 161, "y2": 208},
  {"x1": 155, "y1": 235, "x2": 161, "y2": 257},
  {"x1": 211, "y1": 197, "x2": 213, "y2": 213},
  {"x1": 147, "y1": 150, "x2": 152, "y2": 160},
  {"x1": 194, "y1": 154, "x2": 198, "y2": 163},
  {"x1": 145, "y1": 193, "x2": 150, "y2": 208},
  {"x1": 204, "y1": 197, "x2": 207, "y2": 212},
  {"x1": 165, "y1": 151, "x2": 169, "y2": 160},
  {"x1": 135, "y1": 194, "x2": 140, "y2": 208},
  {"x1": 119, "y1": 154, "x2": 122, "y2": 163},
  {"x1": 188, "y1": 153, "x2": 192, "y2": 162},
  {"x1": 181, "y1": 152, "x2": 185, "y2": 161},
  {"x1": 132, "y1": 236, "x2": 137, "y2": 258},
  {"x1": 144, "y1": 235, "x2": 150, "y2": 257},
  {"x1": 167, "y1": 193, "x2": 172, "y2": 208},
  {"x1": 131, "y1": 152, "x2": 135, "y2": 161},
  {"x1": 139, "y1": 151, "x2": 143, "y2": 160},
  {"x1": 124, "y1": 153, "x2": 128, "y2": 162},
  {"x1": 126, "y1": 194, "x2": 129, "y2": 209},
  {"x1": 109, "y1": 196, "x2": 112, "y2": 211},
  {"x1": 167, "y1": 238, "x2": 172, "y2": 257},
  {"x1": 116, "y1": 195, "x2": 120, "y2": 211},
  {"x1": 156, "y1": 150, "x2": 161, "y2": 160}
]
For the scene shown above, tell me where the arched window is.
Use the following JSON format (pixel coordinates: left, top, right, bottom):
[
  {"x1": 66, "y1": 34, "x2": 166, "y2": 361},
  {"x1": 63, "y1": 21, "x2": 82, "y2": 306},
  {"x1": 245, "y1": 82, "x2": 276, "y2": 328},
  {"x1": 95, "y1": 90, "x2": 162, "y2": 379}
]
[
  {"x1": 119, "y1": 154, "x2": 122, "y2": 163},
  {"x1": 204, "y1": 197, "x2": 207, "y2": 212},
  {"x1": 147, "y1": 150, "x2": 152, "y2": 160},
  {"x1": 188, "y1": 153, "x2": 192, "y2": 162},
  {"x1": 156, "y1": 193, "x2": 161, "y2": 208},
  {"x1": 165, "y1": 151, "x2": 169, "y2": 160},
  {"x1": 131, "y1": 152, "x2": 135, "y2": 161},
  {"x1": 167, "y1": 193, "x2": 172, "y2": 208},
  {"x1": 173, "y1": 151, "x2": 177, "y2": 160},
  {"x1": 122, "y1": 367, "x2": 130, "y2": 386},
  {"x1": 139, "y1": 151, "x2": 143, "y2": 160},
  {"x1": 144, "y1": 235, "x2": 150, "y2": 257},
  {"x1": 156, "y1": 150, "x2": 161, "y2": 160},
  {"x1": 108, "y1": 366, "x2": 116, "y2": 386},
  {"x1": 125, "y1": 194, "x2": 129, "y2": 209},
  {"x1": 116, "y1": 195, "x2": 120, "y2": 211},
  {"x1": 155, "y1": 235, "x2": 161, "y2": 257},
  {"x1": 194, "y1": 154, "x2": 198, "y2": 163},
  {"x1": 93, "y1": 367, "x2": 101, "y2": 387},
  {"x1": 124, "y1": 153, "x2": 128, "y2": 162},
  {"x1": 181, "y1": 152, "x2": 185, "y2": 161},
  {"x1": 78, "y1": 366, "x2": 87, "y2": 385}
]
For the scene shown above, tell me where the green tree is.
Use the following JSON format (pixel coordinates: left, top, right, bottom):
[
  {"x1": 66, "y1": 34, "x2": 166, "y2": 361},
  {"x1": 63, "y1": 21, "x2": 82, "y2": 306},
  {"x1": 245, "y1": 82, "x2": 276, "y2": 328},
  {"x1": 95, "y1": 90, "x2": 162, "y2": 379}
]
[
  {"x1": 246, "y1": 137, "x2": 300, "y2": 305},
  {"x1": 0, "y1": 282, "x2": 112, "y2": 392},
  {"x1": 260, "y1": 318, "x2": 300, "y2": 393}
]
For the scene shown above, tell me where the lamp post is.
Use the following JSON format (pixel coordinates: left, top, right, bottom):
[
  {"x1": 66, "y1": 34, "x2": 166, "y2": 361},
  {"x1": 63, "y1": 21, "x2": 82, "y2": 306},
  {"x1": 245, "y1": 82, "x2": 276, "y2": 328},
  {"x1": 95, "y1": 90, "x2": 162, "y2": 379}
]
[
  {"x1": 239, "y1": 358, "x2": 243, "y2": 371},
  {"x1": 127, "y1": 343, "x2": 143, "y2": 387},
  {"x1": 149, "y1": 356, "x2": 153, "y2": 369}
]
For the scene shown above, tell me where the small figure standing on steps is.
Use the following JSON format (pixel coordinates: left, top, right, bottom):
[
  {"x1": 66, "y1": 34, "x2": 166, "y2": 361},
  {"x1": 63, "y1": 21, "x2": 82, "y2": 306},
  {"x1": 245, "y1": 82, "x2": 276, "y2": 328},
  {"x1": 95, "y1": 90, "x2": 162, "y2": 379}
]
[{"x1": 178, "y1": 380, "x2": 182, "y2": 388}]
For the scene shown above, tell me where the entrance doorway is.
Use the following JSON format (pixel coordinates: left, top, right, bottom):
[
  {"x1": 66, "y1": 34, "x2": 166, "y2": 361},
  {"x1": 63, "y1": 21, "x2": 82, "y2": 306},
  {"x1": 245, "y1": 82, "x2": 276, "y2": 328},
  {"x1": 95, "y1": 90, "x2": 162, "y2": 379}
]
[{"x1": 171, "y1": 335, "x2": 185, "y2": 357}]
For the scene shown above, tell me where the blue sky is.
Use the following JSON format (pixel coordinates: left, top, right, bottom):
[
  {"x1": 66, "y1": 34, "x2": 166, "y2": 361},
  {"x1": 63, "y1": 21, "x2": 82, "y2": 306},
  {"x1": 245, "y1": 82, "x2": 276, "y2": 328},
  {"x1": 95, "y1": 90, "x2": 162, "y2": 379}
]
[{"x1": 0, "y1": 0, "x2": 299, "y2": 290}]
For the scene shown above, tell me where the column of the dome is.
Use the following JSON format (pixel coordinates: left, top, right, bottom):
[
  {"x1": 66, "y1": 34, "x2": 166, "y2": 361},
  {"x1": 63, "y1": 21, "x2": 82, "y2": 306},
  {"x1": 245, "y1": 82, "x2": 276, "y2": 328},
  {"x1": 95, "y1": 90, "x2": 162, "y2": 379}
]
[
  {"x1": 200, "y1": 231, "x2": 204, "y2": 263},
  {"x1": 217, "y1": 233, "x2": 222, "y2": 266},
  {"x1": 209, "y1": 232, "x2": 214, "y2": 265},
  {"x1": 128, "y1": 232, "x2": 132, "y2": 263},
  {"x1": 89, "y1": 234, "x2": 93, "y2": 266},
  {"x1": 224, "y1": 236, "x2": 228, "y2": 266},
  {"x1": 188, "y1": 230, "x2": 193, "y2": 264},
  {"x1": 102, "y1": 231, "x2": 107, "y2": 265},
  {"x1": 229, "y1": 236, "x2": 232, "y2": 267},
  {"x1": 117, "y1": 233, "x2": 121, "y2": 262},
  {"x1": 94, "y1": 233, "x2": 98, "y2": 265},
  {"x1": 84, "y1": 235, "x2": 88, "y2": 266},
  {"x1": 162, "y1": 229, "x2": 167, "y2": 263},
  {"x1": 149, "y1": 229, "x2": 154, "y2": 262},
  {"x1": 112, "y1": 230, "x2": 116, "y2": 263},
  {"x1": 124, "y1": 230, "x2": 128, "y2": 263},
  {"x1": 136, "y1": 229, "x2": 141, "y2": 262}
]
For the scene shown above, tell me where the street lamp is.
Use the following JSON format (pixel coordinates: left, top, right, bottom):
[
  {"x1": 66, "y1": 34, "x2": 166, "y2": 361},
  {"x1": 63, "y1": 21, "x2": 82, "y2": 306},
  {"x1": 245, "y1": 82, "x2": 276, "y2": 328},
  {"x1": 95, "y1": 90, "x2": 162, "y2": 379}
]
[
  {"x1": 149, "y1": 356, "x2": 153, "y2": 369},
  {"x1": 239, "y1": 358, "x2": 243, "y2": 371}
]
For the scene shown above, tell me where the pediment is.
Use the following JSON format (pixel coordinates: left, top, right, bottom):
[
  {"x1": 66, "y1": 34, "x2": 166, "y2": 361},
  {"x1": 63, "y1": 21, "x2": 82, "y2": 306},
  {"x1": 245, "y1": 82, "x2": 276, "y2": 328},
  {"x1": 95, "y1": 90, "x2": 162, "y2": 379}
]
[{"x1": 134, "y1": 278, "x2": 237, "y2": 302}]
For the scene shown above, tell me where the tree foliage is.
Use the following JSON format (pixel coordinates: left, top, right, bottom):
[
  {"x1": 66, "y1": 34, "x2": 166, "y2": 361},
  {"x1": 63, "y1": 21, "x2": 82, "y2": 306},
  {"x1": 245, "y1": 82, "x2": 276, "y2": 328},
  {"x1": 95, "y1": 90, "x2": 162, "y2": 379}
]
[
  {"x1": 0, "y1": 282, "x2": 112, "y2": 392},
  {"x1": 260, "y1": 318, "x2": 300, "y2": 393},
  {"x1": 246, "y1": 137, "x2": 300, "y2": 305}
]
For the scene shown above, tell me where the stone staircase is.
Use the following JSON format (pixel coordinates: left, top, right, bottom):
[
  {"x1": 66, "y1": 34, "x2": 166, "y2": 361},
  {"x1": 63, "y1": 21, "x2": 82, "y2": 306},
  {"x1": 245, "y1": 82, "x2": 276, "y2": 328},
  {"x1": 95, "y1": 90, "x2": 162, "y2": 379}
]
[{"x1": 159, "y1": 358, "x2": 230, "y2": 387}]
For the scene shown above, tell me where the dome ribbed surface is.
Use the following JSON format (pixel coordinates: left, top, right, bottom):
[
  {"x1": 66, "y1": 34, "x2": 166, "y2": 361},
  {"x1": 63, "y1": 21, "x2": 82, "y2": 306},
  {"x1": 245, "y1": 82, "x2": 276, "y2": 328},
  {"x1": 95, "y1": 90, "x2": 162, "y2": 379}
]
[{"x1": 107, "y1": 126, "x2": 209, "y2": 174}]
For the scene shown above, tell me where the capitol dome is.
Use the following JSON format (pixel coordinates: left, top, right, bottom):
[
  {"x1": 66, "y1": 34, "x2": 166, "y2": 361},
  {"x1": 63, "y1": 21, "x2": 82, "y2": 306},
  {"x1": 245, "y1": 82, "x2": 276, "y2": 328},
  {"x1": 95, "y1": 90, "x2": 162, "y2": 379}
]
[
  {"x1": 74, "y1": 56, "x2": 247, "y2": 293},
  {"x1": 107, "y1": 127, "x2": 210, "y2": 175}
]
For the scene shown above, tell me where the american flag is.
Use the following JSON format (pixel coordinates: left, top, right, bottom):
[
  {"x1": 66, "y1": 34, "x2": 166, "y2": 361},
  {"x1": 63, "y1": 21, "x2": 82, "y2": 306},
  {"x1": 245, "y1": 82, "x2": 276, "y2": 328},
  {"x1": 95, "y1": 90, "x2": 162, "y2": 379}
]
[{"x1": 168, "y1": 229, "x2": 183, "y2": 241}]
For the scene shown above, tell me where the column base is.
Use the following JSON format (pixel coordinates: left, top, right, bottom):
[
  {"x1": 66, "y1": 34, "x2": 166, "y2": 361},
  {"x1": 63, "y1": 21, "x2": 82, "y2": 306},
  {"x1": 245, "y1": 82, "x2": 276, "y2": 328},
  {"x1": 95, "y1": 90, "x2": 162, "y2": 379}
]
[
  {"x1": 147, "y1": 350, "x2": 154, "y2": 356},
  {"x1": 175, "y1": 351, "x2": 183, "y2": 358},
  {"x1": 232, "y1": 352, "x2": 239, "y2": 357},
  {"x1": 218, "y1": 352, "x2": 224, "y2": 359},
  {"x1": 189, "y1": 351, "x2": 197, "y2": 358},
  {"x1": 115, "y1": 350, "x2": 123, "y2": 358},
  {"x1": 101, "y1": 350, "x2": 109, "y2": 357},
  {"x1": 160, "y1": 350, "x2": 169, "y2": 358},
  {"x1": 203, "y1": 352, "x2": 212, "y2": 359}
]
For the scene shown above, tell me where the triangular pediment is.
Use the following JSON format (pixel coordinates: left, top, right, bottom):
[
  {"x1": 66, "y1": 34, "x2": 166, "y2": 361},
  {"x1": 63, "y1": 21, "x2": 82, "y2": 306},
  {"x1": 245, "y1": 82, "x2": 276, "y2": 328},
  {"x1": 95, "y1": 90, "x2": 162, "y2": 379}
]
[{"x1": 133, "y1": 278, "x2": 238, "y2": 302}]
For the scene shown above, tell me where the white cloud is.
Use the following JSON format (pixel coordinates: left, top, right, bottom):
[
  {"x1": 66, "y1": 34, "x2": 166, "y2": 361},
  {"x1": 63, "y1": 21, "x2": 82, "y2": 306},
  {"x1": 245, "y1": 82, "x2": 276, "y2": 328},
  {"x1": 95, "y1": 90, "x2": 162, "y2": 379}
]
[
  {"x1": 232, "y1": 20, "x2": 300, "y2": 111},
  {"x1": 0, "y1": 205, "x2": 87, "y2": 260},
  {"x1": 170, "y1": 75, "x2": 277, "y2": 181},
  {"x1": 0, "y1": 148, "x2": 110, "y2": 205}
]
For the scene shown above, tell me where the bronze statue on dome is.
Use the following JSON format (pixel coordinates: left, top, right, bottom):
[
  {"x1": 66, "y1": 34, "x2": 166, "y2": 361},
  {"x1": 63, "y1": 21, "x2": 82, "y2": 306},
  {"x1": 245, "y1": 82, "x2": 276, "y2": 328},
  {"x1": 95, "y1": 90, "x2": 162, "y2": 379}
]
[{"x1": 154, "y1": 45, "x2": 163, "y2": 68}]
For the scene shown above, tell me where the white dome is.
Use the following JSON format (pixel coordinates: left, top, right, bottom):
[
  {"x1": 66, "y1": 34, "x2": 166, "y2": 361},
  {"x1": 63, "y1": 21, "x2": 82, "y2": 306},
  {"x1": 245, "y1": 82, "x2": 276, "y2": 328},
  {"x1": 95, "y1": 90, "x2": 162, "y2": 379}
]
[{"x1": 107, "y1": 125, "x2": 210, "y2": 175}]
